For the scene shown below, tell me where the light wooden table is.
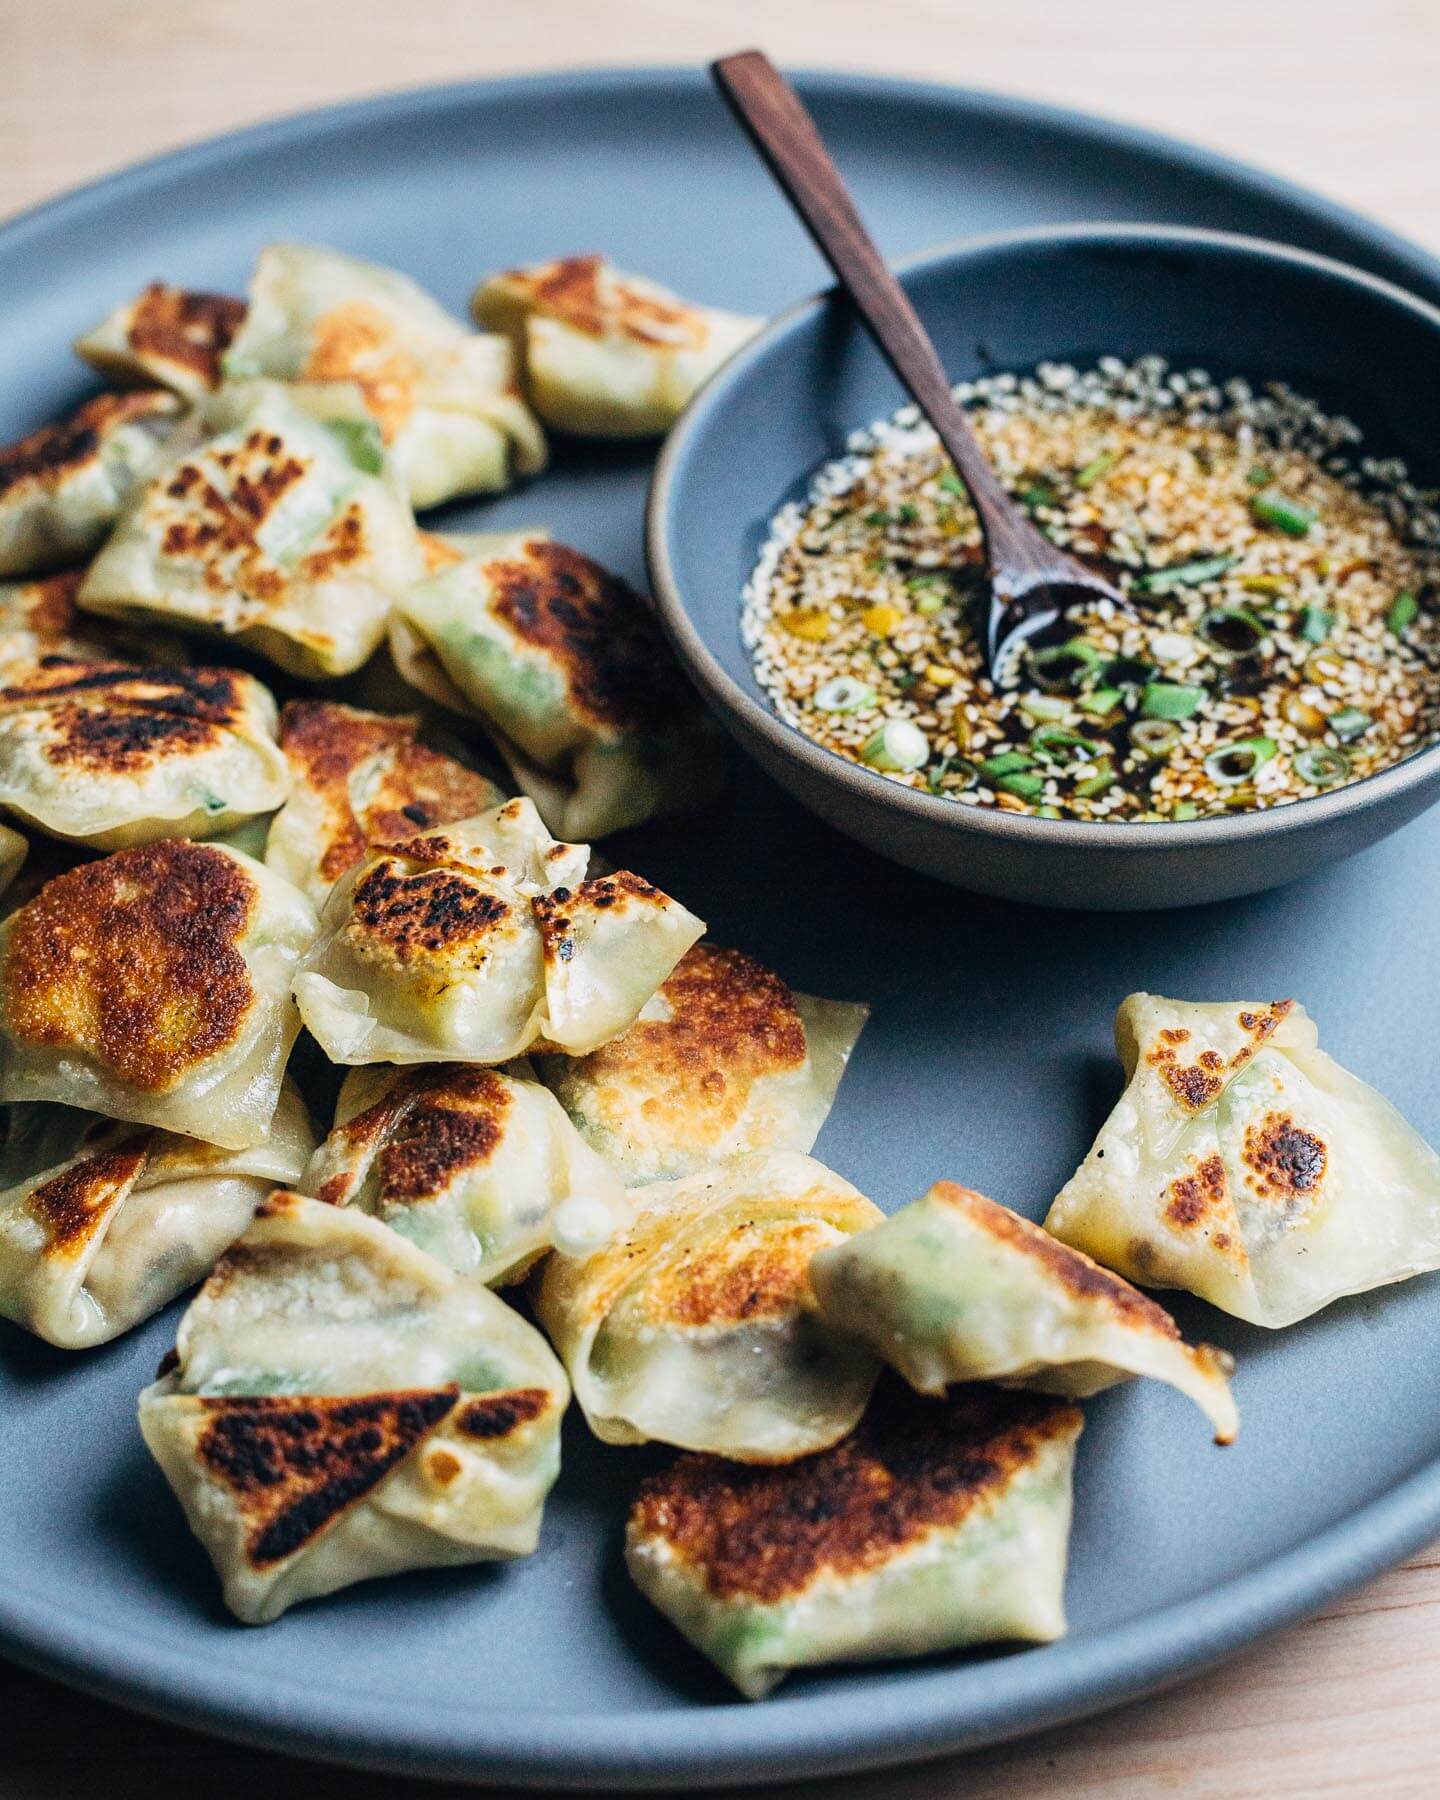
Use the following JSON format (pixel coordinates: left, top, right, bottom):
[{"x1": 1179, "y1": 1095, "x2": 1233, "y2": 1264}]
[{"x1": 3, "y1": 3, "x2": 1438, "y2": 1794}]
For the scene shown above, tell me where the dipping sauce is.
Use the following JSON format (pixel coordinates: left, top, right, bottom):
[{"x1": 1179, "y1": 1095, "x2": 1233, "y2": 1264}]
[{"x1": 743, "y1": 358, "x2": 1440, "y2": 821}]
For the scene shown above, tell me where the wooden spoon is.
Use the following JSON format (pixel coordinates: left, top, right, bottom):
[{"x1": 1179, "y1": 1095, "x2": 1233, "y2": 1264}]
[{"x1": 711, "y1": 50, "x2": 1125, "y2": 683}]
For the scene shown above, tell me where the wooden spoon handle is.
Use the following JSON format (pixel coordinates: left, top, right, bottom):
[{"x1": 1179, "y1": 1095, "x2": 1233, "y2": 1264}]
[{"x1": 710, "y1": 50, "x2": 1015, "y2": 527}]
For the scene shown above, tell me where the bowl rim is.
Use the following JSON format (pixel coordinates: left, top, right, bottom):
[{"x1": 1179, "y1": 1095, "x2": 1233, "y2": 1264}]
[{"x1": 646, "y1": 220, "x2": 1440, "y2": 850}]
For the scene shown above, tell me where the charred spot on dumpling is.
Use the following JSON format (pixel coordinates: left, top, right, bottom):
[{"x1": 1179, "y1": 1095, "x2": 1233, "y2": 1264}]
[
  {"x1": 643, "y1": 1210, "x2": 839, "y2": 1330},
  {"x1": 1161, "y1": 1153, "x2": 1249, "y2": 1265},
  {"x1": 28, "y1": 1136, "x2": 149, "y2": 1258},
  {"x1": 486, "y1": 541, "x2": 690, "y2": 732},
  {"x1": 0, "y1": 390, "x2": 179, "y2": 503},
  {"x1": 629, "y1": 1384, "x2": 1082, "y2": 1604},
  {"x1": 933, "y1": 1182, "x2": 1183, "y2": 1336},
  {"x1": 1145, "y1": 1042, "x2": 1224, "y2": 1113},
  {"x1": 418, "y1": 531, "x2": 466, "y2": 574},
  {"x1": 534, "y1": 871, "x2": 668, "y2": 969},
  {"x1": 562, "y1": 945, "x2": 807, "y2": 1142},
  {"x1": 153, "y1": 430, "x2": 310, "y2": 606},
  {"x1": 301, "y1": 301, "x2": 421, "y2": 439},
  {"x1": 1242, "y1": 1111, "x2": 1328, "y2": 1206},
  {"x1": 3, "y1": 840, "x2": 259, "y2": 1091},
  {"x1": 1229, "y1": 1001, "x2": 1294, "y2": 1071},
  {"x1": 455, "y1": 1386, "x2": 552, "y2": 1439},
  {"x1": 371, "y1": 1068, "x2": 514, "y2": 1202},
  {"x1": 0, "y1": 662, "x2": 254, "y2": 775},
  {"x1": 346, "y1": 856, "x2": 515, "y2": 967},
  {"x1": 1, "y1": 568, "x2": 87, "y2": 638},
  {"x1": 196, "y1": 1386, "x2": 459, "y2": 1568},
  {"x1": 503, "y1": 256, "x2": 708, "y2": 350},
  {"x1": 124, "y1": 285, "x2": 247, "y2": 388},
  {"x1": 299, "y1": 502, "x2": 369, "y2": 579}
]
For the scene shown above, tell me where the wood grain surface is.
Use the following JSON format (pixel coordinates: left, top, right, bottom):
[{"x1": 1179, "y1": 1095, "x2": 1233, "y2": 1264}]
[{"x1": 2, "y1": 2, "x2": 1438, "y2": 1794}]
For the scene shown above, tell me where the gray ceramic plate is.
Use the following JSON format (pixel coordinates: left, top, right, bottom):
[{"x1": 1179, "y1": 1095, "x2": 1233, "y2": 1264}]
[{"x1": 4, "y1": 66, "x2": 1440, "y2": 1792}]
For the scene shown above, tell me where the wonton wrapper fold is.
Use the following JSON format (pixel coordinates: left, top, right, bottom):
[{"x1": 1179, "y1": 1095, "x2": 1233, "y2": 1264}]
[
  {"x1": 811, "y1": 1181, "x2": 1237, "y2": 1442},
  {"x1": 1044, "y1": 993, "x2": 1440, "y2": 1328},
  {"x1": 535, "y1": 1150, "x2": 883, "y2": 1463},
  {"x1": 138, "y1": 1191, "x2": 569, "y2": 1622},
  {"x1": 76, "y1": 284, "x2": 248, "y2": 401},
  {"x1": 0, "y1": 1081, "x2": 314, "y2": 1348},
  {"x1": 627, "y1": 1383, "x2": 1081, "y2": 1698}
]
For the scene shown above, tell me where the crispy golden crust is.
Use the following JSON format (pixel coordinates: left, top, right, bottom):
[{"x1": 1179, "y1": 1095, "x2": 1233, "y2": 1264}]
[
  {"x1": 502, "y1": 256, "x2": 707, "y2": 349},
  {"x1": 302, "y1": 301, "x2": 420, "y2": 440},
  {"x1": 3, "y1": 840, "x2": 258, "y2": 1091},
  {"x1": 562, "y1": 945, "x2": 806, "y2": 1143},
  {"x1": 0, "y1": 660, "x2": 255, "y2": 775},
  {"x1": 2, "y1": 569, "x2": 87, "y2": 638},
  {"x1": 533, "y1": 871, "x2": 666, "y2": 970},
  {"x1": 931, "y1": 1182, "x2": 1181, "y2": 1336},
  {"x1": 645, "y1": 1213, "x2": 839, "y2": 1329},
  {"x1": 345, "y1": 856, "x2": 514, "y2": 968},
  {"x1": 278, "y1": 700, "x2": 499, "y2": 890},
  {"x1": 124, "y1": 285, "x2": 246, "y2": 388},
  {"x1": 1161, "y1": 1153, "x2": 1247, "y2": 1266},
  {"x1": 1242, "y1": 1111, "x2": 1328, "y2": 1206},
  {"x1": 0, "y1": 391, "x2": 176, "y2": 501},
  {"x1": 630, "y1": 1384, "x2": 1082, "y2": 1603},
  {"x1": 1145, "y1": 1002, "x2": 1294, "y2": 1113},
  {"x1": 196, "y1": 1387, "x2": 459, "y2": 1568},
  {"x1": 455, "y1": 1386, "x2": 550, "y2": 1439},
  {"x1": 27, "y1": 1136, "x2": 149, "y2": 1258},
  {"x1": 485, "y1": 539, "x2": 687, "y2": 732},
  {"x1": 316, "y1": 1065, "x2": 514, "y2": 1208}
]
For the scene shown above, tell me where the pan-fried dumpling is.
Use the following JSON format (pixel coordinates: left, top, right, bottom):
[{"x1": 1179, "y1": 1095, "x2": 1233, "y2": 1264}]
[
  {"x1": 78, "y1": 380, "x2": 423, "y2": 679},
  {"x1": 264, "y1": 699, "x2": 505, "y2": 909},
  {"x1": 391, "y1": 534, "x2": 724, "y2": 839},
  {"x1": 1045, "y1": 993, "x2": 1440, "y2": 1328},
  {"x1": 293, "y1": 796, "x2": 703, "y2": 1067},
  {"x1": 473, "y1": 255, "x2": 760, "y2": 437},
  {"x1": 0, "y1": 1080, "x2": 314, "y2": 1349},
  {"x1": 76, "y1": 283, "x2": 248, "y2": 401},
  {"x1": 0, "y1": 659, "x2": 289, "y2": 850},
  {"x1": 304, "y1": 1062, "x2": 626, "y2": 1283},
  {"x1": 535, "y1": 944, "x2": 866, "y2": 1184},
  {"x1": 0, "y1": 839, "x2": 316, "y2": 1149},
  {"x1": 811, "y1": 1181, "x2": 1237, "y2": 1442},
  {"x1": 0, "y1": 390, "x2": 182, "y2": 577},
  {"x1": 139, "y1": 1190, "x2": 569, "y2": 1623},
  {"x1": 0, "y1": 825, "x2": 25, "y2": 898},
  {"x1": 220, "y1": 244, "x2": 546, "y2": 510},
  {"x1": 627, "y1": 1383, "x2": 1081, "y2": 1699},
  {"x1": 535, "y1": 1150, "x2": 882, "y2": 1462},
  {"x1": 0, "y1": 568, "x2": 184, "y2": 671}
]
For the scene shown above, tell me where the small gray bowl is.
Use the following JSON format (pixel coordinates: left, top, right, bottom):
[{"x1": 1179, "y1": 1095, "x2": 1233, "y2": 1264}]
[{"x1": 646, "y1": 225, "x2": 1440, "y2": 910}]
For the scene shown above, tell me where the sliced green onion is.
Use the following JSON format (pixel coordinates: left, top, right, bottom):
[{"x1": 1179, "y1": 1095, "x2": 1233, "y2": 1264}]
[
  {"x1": 914, "y1": 591, "x2": 946, "y2": 615},
  {"x1": 1075, "y1": 448, "x2": 1122, "y2": 489},
  {"x1": 1073, "y1": 761, "x2": 1115, "y2": 799},
  {"x1": 896, "y1": 503, "x2": 919, "y2": 525},
  {"x1": 1141, "y1": 681, "x2": 1205, "y2": 720},
  {"x1": 861, "y1": 719, "x2": 929, "y2": 771},
  {"x1": 1029, "y1": 640, "x2": 1105, "y2": 692},
  {"x1": 1298, "y1": 605, "x2": 1333, "y2": 643},
  {"x1": 1204, "y1": 736, "x2": 1277, "y2": 784},
  {"x1": 323, "y1": 417, "x2": 385, "y2": 475},
  {"x1": 1198, "y1": 606, "x2": 1268, "y2": 658},
  {"x1": 927, "y1": 757, "x2": 976, "y2": 795},
  {"x1": 1171, "y1": 801, "x2": 1200, "y2": 820},
  {"x1": 1132, "y1": 553, "x2": 1236, "y2": 596},
  {"x1": 995, "y1": 771, "x2": 1046, "y2": 800},
  {"x1": 1246, "y1": 465, "x2": 1274, "y2": 487},
  {"x1": 937, "y1": 469, "x2": 966, "y2": 497},
  {"x1": 1294, "y1": 745, "x2": 1351, "y2": 787},
  {"x1": 1035, "y1": 804, "x2": 1063, "y2": 818},
  {"x1": 865, "y1": 510, "x2": 894, "y2": 527},
  {"x1": 1251, "y1": 491, "x2": 1316, "y2": 536},
  {"x1": 1020, "y1": 479, "x2": 1059, "y2": 509},
  {"x1": 1387, "y1": 590, "x2": 1419, "y2": 635},
  {"x1": 979, "y1": 749, "x2": 1035, "y2": 779},
  {"x1": 1017, "y1": 693, "x2": 1073, "y2": 724},
  {"x1": 1130, "y1": 719, "x2": 1182, "y2": 758},
  {"x1": 1031, "y1": 726, "x2": 1100, "y2": 766},
  {"x1": 1329, "y1": 707, "x2": 1372, "y2": 742},
  {"x1": 1078, "y1": 686, "x2": 1124, "y2": 718},
  {"x1": 814, "y1": 676, "x2": 876, "y2": 714}
]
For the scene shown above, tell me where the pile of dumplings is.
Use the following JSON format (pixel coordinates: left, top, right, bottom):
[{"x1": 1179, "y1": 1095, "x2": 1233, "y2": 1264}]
[{"x1": 3, "y1": 246, "x2": 1440, "y2": 1704}]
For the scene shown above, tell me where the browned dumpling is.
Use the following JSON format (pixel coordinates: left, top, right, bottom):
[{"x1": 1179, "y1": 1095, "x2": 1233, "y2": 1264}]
[
  {"x1": 264, "y1": 699, "x2": 505, "y2": 909},
  {"x1": 76, "y1": 283, "x2": 248, "y2": 401},
  {"x1": 0, "y1": 567, "x2": 183, "y2": 670}
]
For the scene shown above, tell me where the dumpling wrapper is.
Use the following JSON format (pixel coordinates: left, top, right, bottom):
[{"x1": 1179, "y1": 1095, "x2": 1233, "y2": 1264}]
[
  {"x1": 535, "y1": 943, "x2": 866, "y2": 1185},
  {"x1": 0, "y1": 390, "x2": 182, "y2": 577},
  {"x1": 78, "y1": 380, "x2": 423, "y2": 679},
  {"x1": 473, "y1": 255, "x2": 760, "y2": 437},
  {"x1": 293, "y1": 796, "x2": 704, "y2": 1067},
  {"x1": 304, "y1": 1062, "x2": 626, "y2": 1284},
  {"x1": 0, "y1": 825, "x2": 25, "y2": 897},
  {"x1": 0, "y1": 1080, "x2": 314, "y2": 1348},
  {"x1": 0, "y1": 567, "x2": 186, "y2": 672},
  {"x1": 627, "y1": 1382, "x2": 1081, "y2": 1699},
  {"x1": 0, "y1": 839, "x2": 316, "y2": 1149},
  {"x1": 221, "y1": 244, "x2": 546, "y2": 510},
  {"x1": 265, "y1": 698, "x2": 505, "y2": 910},
  {"x1": 391, "y1": 533, "x2": 724, "y2": 840},
  {"x1": 811, "y1": 1181, "x2": 1237, "y2": 1443},
  {"x1": 76, "y1": 283, "x2": 248, "y2": 402},
  {"x1": 0, "y1": 658, "x2": 289, "y2": 851},
  {"x1": 1045, "y1": 993, "x2": 1440, "y2": 1329},
  {"x1": 139, "y1": 1190, "x2": 569, "y2": 1623},
  {"x1": 535, "y1": 1150, "x2": 882, "y2": 1463}
]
